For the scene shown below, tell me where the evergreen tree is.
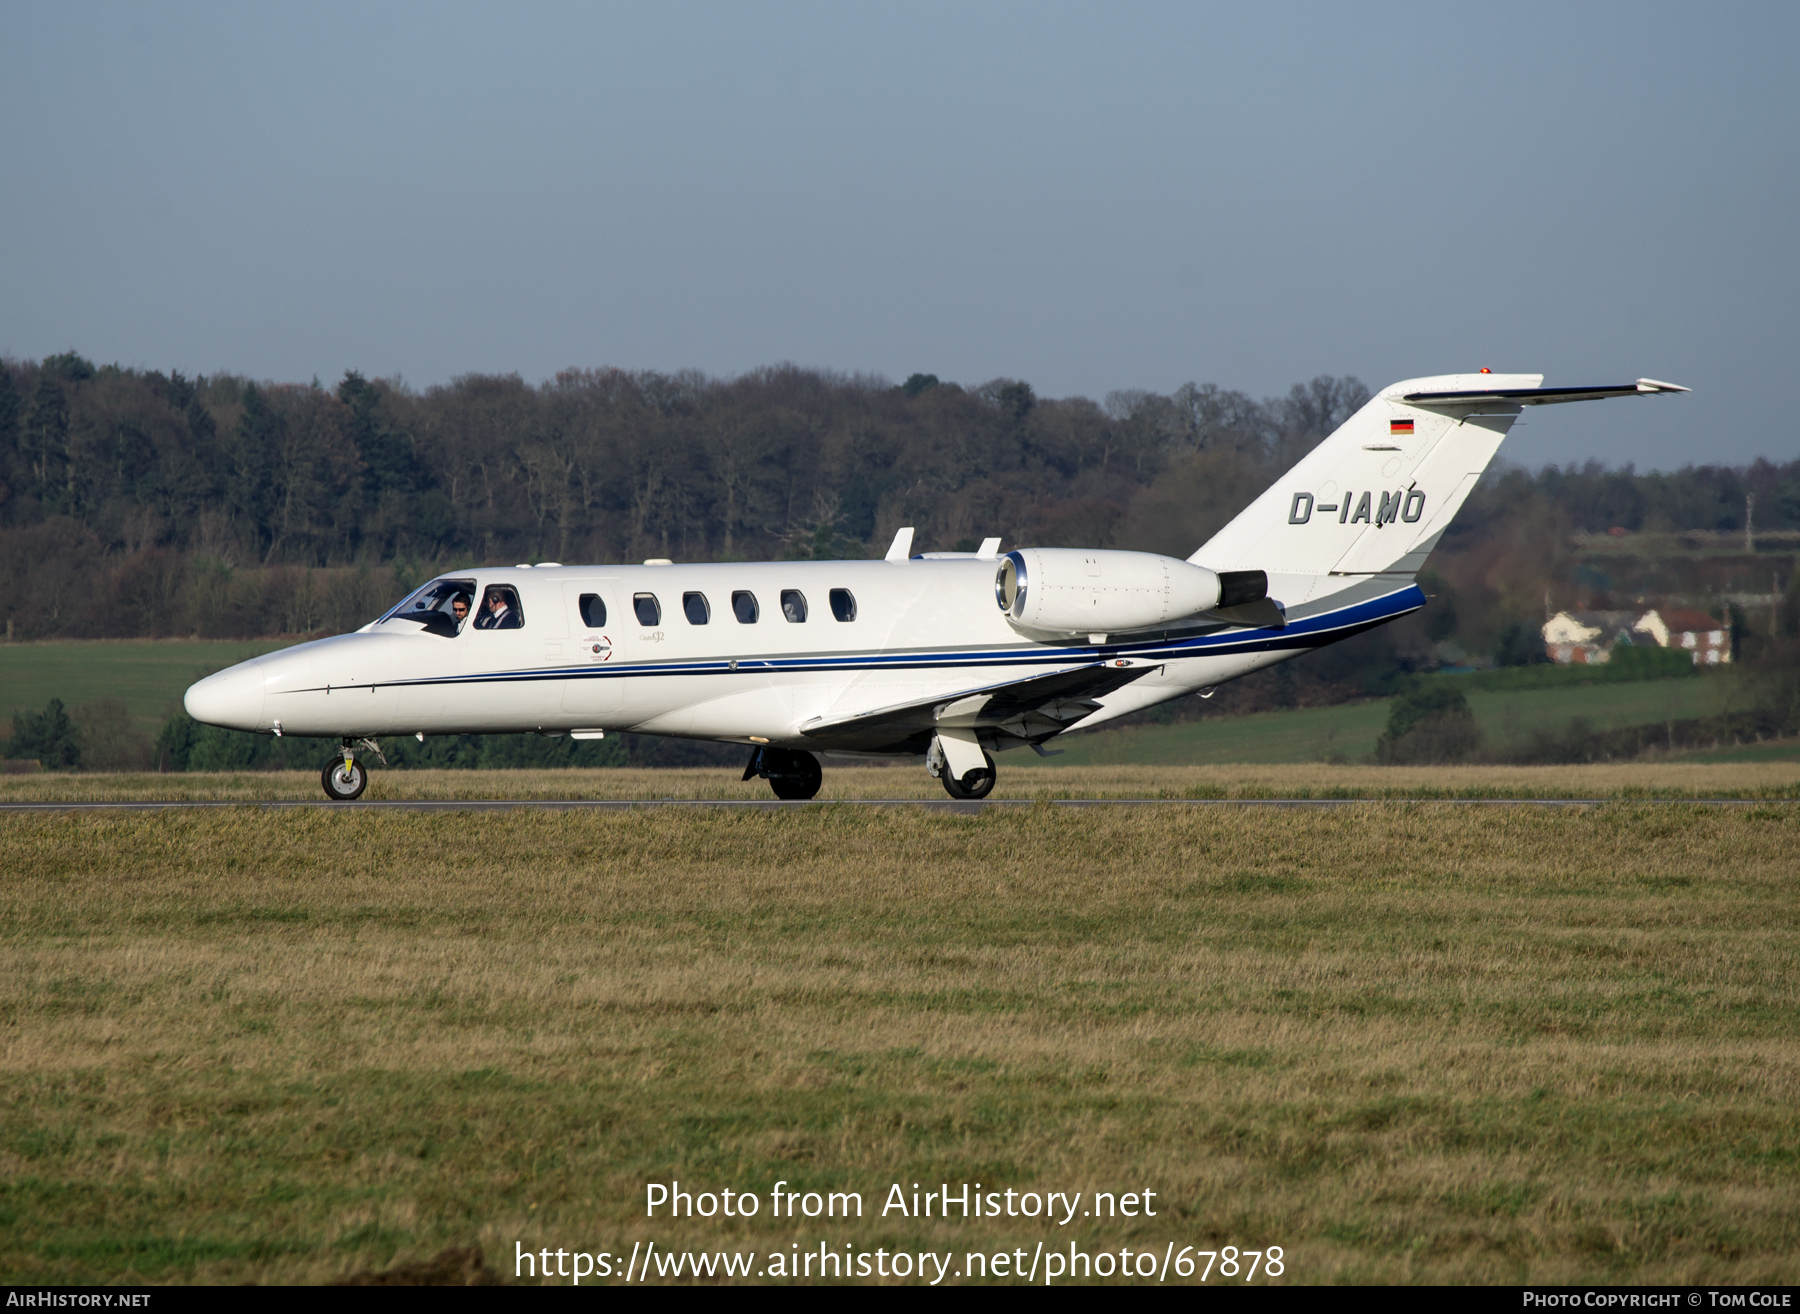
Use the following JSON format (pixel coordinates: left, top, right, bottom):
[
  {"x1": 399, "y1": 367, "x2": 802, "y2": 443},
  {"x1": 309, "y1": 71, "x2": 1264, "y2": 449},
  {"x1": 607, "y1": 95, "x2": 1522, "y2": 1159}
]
[
  {"x1": 169, "y1": 371, "x2": 218, "y2": 447},
  {"x1": 154, "y1": 711, "x2": 202, "y2": 772},
  {"x1": 5, "y1": 698, "x2": 82, "y2": 769},
  {"x1": 1494, "y1": 623, "x2": 1547, "y2": 667},
  {"x1": 25, "y1": 374, "x2": 70, "y2": 512},
  {"x1": 229, "y1": 383, "x2": 282, "y2": 550},
  {"x1": 1375, "y1": 684, "x2": 1481, "y2": 764},
  {"x1": 339, "y1": 371, "x2": 417, "y2": 497},
  {"x1": 0, "y1": 367, "x2": 20, "y2": 454},
  {"x1": 41, "y1": 351, "x2": 95, "y2": 382},
  {"x1": 178, "y1": 372, "x2": 223, "y2": 501}
]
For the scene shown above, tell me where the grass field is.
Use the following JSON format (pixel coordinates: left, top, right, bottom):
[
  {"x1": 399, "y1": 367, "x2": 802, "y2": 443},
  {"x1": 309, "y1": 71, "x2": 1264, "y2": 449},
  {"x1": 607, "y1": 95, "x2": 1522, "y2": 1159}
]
[
  {"x1": 2, "y1": 782, "x2": 1797, "y2": 1284},
  {"x1": 0, "y1": 639, "x2": 296, "y2": 736}
]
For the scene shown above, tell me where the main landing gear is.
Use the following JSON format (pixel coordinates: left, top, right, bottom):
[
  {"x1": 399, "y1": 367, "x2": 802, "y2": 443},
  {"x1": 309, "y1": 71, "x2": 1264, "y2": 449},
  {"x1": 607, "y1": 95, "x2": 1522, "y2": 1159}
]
[
  {"x1": 744, "y1": 746, "x2": 823, "y2": 800},
  {"x1": 321, "y1": 738, "x2": 374, "y2": 801},
  {"x1": 928, "y1": 741, "x2": 997, "y2": 800}
]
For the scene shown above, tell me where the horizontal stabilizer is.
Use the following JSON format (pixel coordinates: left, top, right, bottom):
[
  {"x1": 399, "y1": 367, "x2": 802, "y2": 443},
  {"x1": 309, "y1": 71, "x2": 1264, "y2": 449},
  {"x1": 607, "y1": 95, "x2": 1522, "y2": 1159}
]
[{"x1": 1403, "y1": 378, "x2": 1689, "y2": 407}]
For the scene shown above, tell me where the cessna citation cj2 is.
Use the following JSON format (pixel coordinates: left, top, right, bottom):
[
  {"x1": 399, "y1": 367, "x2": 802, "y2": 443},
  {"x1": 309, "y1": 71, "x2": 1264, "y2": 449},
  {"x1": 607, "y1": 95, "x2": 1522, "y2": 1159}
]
[{"x1": 185, "y1": 372, "x2": 1686, "y2": 801}]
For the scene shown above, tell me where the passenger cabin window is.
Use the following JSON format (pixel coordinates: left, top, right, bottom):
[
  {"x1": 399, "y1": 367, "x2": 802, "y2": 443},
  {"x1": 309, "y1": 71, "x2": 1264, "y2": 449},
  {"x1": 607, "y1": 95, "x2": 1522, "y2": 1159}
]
[
  {"x1": 683, "y1": 592, "x2": 710, "y2": 625},
  {"x1": 578, "y1": 593, "x2": 607, "y2": 627},
  {"x1": 633, "y1": 593, "x2": 661, "y2": 626},
  {"x1": 781, "y1": 589, "x2": 808, "y2": 623},
  {"x1": 473, "y1": 584, "x2": 525, "y2": 631},
  {"x1": 731, "y1": 591, "x2": 759, "y2": 623},
  {"x1": 383, "y1": 578, "x2": 476, "y2": 637},
  {"x1": 829, "y1": 588, "x2": 856, "y2": 622}
]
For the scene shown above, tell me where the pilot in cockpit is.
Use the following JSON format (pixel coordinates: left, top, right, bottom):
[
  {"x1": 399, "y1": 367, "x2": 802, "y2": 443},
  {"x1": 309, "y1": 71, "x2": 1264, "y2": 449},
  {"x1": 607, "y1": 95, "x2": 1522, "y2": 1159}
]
[
  {"x1": 475, "y1": 587, "x2": 521, "y2": 630},
  {"x1": 451, "y1": 593, "x2": 471, "y2": 630}
]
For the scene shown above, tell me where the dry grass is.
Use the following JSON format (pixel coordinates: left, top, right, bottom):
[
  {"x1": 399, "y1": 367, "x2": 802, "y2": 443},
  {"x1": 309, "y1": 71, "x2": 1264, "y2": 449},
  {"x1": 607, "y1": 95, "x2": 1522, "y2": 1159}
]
[
  {"x1": 1, "y1": 801, "x2": 1797, "y2": 1285},
  {"x1": 3, "y1": 760, "x2": 1799, "y2": 803}
]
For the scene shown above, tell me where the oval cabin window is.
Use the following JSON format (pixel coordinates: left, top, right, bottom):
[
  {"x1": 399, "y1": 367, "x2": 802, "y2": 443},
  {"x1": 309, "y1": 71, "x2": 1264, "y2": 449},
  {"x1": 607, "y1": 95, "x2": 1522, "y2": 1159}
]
[
  {"x1": 683, "y1": 592, "x2": 710, "y2": 625},
  {"x1": 578, "y1": 593, "x2": 606, "y2": 627},
  {"x1": 829, "y1": 589, "x2": 856, "y2": 622},
  {"x1": 633, "y1": 593, "x2": 661, "y2": 626},
  {"x1": 732, "y1": 591, "x2": 759, "y2": 623},
  {"x1": 780, "y1": 590, "x2": 808, "y2": 623}
]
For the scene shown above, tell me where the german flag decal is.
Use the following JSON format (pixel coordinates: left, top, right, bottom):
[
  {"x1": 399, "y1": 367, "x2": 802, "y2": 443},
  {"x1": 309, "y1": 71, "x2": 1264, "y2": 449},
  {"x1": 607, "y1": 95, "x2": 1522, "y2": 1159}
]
[{"x1": 1390, "y1": 419, "x2": 1414, "y2": 436}]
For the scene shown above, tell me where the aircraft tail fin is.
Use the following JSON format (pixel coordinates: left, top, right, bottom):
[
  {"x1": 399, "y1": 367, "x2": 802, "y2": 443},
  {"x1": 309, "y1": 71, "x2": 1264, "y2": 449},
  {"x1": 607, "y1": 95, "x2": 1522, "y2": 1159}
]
[{"x1": 1190, "y1": 372, "x2": 1685, "y2": 582}]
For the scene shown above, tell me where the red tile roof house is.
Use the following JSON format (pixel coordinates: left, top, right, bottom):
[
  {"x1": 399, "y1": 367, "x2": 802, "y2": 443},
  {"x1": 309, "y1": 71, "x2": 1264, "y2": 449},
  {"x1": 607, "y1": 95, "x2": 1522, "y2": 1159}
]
[{"x1": 1633, "y1": 609, "x2": 1733, "y2": 665}]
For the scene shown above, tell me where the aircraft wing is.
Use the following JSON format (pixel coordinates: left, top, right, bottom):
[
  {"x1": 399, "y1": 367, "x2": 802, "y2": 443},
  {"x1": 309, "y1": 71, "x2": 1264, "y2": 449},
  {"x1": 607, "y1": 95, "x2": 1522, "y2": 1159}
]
[
  {"x1": 1403, "y1": 378, "x2": 1689, "y2": 407},
  {"x1": 798, "y1": 660, "x2": 1156, "y2": 754}
]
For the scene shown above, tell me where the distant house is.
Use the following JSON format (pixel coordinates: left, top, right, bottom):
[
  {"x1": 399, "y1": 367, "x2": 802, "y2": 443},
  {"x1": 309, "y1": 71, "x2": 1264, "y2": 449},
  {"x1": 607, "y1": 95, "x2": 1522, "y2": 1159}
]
[
  {"x1": 1541, "y1": 607, "x2": 1733, "y2": 666},
  {"x1": 1541, "y1": 610, "x2": 1639, "y2": 665},
  {"x1": 1634, "y1": 609, "x2": 1732, "y2": 665}
]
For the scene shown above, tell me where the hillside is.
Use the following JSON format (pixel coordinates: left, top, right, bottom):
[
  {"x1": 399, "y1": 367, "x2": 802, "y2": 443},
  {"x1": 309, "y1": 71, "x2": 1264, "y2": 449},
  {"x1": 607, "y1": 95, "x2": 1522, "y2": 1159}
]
[
  {"x1": 7, "y1": 640, "x2": 1782, "y2": 772},
  {"x1": 1, "y1": 638, "x2": 295, "y2": 736},
  {"x1": 1044, "y1": 673, "x2": 1761, "y2": 766}
]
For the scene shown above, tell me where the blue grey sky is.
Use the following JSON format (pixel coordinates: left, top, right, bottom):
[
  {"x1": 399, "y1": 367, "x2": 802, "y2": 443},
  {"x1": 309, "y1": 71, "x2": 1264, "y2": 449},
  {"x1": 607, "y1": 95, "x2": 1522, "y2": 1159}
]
[{"x1": 3, "y1": 2, "x2": 1795, "y2": 470}]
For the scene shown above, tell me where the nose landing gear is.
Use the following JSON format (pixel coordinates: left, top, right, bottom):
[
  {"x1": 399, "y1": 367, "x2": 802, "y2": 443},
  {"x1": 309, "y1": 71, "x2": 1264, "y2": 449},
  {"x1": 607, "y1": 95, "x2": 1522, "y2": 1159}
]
[
  {"x1": 322, "y1": 752, "x2": 367, "y2": 801},
  {"x1": 321, "y1": 738, "x2": 380, "y2": 801},
  {"x1": 743, "y1": 746, "x2": 823, "y2": 800}
]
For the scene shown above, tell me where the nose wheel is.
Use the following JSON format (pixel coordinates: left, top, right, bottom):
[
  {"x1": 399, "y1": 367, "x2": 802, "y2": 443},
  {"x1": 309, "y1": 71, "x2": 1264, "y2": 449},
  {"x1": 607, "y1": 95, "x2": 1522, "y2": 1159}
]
[{"x1": 321, "y1": 753, "x2": 368, "y2": 801}]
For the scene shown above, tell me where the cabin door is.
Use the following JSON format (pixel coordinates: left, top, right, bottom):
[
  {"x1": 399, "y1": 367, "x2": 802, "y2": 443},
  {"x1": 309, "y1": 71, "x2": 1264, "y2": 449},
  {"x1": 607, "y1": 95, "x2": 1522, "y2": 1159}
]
[{"x1": 561, "y1": 583, "x2": 623, "y2": 719}]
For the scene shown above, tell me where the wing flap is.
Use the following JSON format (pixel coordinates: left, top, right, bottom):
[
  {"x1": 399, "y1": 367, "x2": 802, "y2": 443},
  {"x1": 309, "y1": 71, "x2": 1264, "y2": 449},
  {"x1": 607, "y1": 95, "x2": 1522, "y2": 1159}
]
[{"x1": 799, "y1": 661, "x2": 1154, "y2": 749}]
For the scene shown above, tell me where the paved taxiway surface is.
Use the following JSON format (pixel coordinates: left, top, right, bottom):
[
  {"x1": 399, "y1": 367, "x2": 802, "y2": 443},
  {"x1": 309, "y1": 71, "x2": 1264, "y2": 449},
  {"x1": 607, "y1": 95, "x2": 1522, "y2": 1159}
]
[{"x1": 0, "y1": 798, "x2": 1788, "y2": 814}]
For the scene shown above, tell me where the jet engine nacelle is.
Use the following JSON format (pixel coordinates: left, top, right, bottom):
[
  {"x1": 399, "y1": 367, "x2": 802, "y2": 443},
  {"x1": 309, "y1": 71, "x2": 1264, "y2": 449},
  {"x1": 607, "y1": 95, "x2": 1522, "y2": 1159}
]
[{"x1": 996, "y1": 548, "x2": 1230, "y2": 636}]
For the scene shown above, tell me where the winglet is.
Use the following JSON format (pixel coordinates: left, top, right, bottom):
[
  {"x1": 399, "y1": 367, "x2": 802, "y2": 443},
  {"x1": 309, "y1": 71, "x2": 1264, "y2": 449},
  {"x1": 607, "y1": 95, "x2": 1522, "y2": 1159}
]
[
  {"x1": 885, "y1": 527, "x2": 915, "y2": 562},
  {"x1": 977, "y1": 537, "x2": 1002, "y2": 559},
  {"x1": 1636, "y1": 378, "x2": 1690, "y2": 393}
]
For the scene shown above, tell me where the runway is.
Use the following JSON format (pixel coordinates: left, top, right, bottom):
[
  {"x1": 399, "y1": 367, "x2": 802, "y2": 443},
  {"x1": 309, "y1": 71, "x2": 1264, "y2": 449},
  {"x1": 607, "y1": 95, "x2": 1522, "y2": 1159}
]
[{"x1": 0, "y1": 797, "x2": 1788, "y2": 814}]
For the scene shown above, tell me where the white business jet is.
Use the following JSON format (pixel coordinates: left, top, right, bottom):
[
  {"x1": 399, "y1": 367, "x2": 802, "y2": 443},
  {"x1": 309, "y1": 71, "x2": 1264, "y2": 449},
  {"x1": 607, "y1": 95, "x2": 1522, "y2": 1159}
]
[{"x1": 184, "y1": 373, "x2": 1685, "y2": 801}]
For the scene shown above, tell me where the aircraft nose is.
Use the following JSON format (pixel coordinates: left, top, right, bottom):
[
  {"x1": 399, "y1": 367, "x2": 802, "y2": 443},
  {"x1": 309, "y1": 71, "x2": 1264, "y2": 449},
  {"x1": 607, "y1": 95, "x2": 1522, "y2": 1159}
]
[{"x1": 184, "y1": 664, "x2": 267, "y2": 731}]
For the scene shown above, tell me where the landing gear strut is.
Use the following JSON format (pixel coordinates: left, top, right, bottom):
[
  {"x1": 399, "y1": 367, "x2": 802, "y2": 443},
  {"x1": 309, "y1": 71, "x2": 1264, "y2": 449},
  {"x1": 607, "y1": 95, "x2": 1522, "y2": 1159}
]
[
  {"x1": 743, "y1": 746, "x2": 823, "y2": 800},
  {"x1": 321, "y1": 739, "x2": 368, "y2": 801}
]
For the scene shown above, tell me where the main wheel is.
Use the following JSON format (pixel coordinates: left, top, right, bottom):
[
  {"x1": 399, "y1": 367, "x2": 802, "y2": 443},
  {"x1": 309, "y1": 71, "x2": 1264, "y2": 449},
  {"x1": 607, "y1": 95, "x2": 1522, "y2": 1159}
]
[
  {"x1": 940, "y1": 752, "x2": 996, "y2": 800},
  {"x1": 766, "y1": 748, "x2": 823, "y2": 801},
  {"x1": 321, "y1": 757, "x2": 368, "y2": 801}
]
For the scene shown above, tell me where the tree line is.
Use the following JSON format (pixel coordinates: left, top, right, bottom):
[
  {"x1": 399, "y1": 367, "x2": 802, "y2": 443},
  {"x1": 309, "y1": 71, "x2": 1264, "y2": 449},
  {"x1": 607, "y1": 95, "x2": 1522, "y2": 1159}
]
[
  {"x1": 2, "y1": 351, "x2": 1795, "y2": 671},
  {"x1": 0, "y1": 353, "x2": 1372, "y2": 576}
]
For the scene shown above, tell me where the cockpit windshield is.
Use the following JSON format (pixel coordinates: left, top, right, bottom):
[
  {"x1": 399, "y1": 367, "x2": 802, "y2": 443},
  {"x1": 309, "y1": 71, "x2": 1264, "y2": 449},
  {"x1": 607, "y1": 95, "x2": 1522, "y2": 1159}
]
[{"x1": 378, "y1": 578, "x2": 477, "y2": 637}]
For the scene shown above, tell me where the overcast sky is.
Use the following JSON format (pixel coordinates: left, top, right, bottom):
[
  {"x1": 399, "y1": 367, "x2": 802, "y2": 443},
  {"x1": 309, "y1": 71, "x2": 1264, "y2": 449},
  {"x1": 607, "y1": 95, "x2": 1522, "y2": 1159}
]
[{"x1": 3, "y1": 1, "x2": 1795, "y2": 470}]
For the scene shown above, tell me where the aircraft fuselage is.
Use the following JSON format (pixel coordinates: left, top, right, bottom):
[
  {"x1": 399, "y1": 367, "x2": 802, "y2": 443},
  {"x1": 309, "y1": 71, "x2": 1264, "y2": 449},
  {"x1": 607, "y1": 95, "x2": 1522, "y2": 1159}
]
[{"x1": 183, "y1": 555, "x2": 1420, "y2": 754}]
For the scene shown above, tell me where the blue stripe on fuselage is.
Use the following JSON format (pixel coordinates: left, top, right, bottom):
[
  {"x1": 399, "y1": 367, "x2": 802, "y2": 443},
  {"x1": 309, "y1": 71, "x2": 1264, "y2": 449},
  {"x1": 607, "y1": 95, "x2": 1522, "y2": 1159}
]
[{"x1": 302, "y1": 582, "x2": 1424, "y2": 695}]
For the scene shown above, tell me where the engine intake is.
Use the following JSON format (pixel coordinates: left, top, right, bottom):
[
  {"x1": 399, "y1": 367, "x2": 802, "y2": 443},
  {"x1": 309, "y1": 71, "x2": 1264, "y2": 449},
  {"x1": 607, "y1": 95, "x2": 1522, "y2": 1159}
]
[{"x1": 995, "y1": 549, "x2": 1225, "y2": 635}]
